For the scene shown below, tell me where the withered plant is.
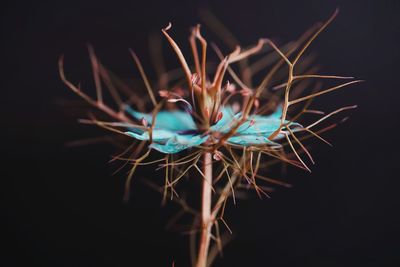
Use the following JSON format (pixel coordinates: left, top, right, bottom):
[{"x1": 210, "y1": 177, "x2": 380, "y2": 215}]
[{"x1": 60, "y1": 9, "x2": 361, "y2": 267}]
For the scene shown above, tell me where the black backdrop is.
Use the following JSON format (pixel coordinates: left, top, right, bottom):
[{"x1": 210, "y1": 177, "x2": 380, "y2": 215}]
[{"x1": 2, "y1": 0, "x2": 400, "y2": 266}]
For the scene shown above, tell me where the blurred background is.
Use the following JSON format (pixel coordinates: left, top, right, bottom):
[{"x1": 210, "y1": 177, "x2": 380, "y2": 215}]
[{"x1": 2, "y1": 0, "x2": 400, "y2": 266}]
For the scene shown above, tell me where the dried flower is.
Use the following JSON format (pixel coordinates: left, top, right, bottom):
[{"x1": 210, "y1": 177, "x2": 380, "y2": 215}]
[{"x1": 60, "y1": 8, "x2": 361, "y2": 267}]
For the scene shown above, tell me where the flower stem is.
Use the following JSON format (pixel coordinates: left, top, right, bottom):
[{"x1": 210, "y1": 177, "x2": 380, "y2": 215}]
[{"x1": 196, "y1": 152, "x2": 213, "y2": 267}]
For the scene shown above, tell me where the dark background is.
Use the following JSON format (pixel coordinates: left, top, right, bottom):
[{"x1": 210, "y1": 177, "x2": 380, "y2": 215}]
[{"x1": 2, "y1": 0, "x2": 400, "y2": 266}]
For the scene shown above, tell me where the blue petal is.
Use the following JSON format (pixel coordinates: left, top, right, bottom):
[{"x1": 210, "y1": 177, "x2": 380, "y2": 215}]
[
  {"x1": 215, "y1": 105, "x2": 301, "y2": 137},
  {"x1": 210, "y1": 106, "x2": 236, "y2": 132},
  {"x1": 210, "y1": 105, "x2": 285, "y2": 134},
  {"x1": 125, "y1": 129, "x2": 175, "y2": 141},
  {"x1": 265, "y1": 105, "x2": 282, "y2": 119},
  {"x1": 150, "y1": 134, "x2": 208, "y2": 154},
  {"x1": 125, "y1": 106, "x2": 197, "y2": 132},
  {"x1": 237, "y1": 118, "x2": 280, "y2": 134},
  {"x1": 237, "y1": 118, "x2": 303, "y2": 138},
  {"x1": 227, "y1": 135, "x2": 280, "y2": 146},
  {"x1": 211, "y1": 105, "x2": 303, "y2": 146}
]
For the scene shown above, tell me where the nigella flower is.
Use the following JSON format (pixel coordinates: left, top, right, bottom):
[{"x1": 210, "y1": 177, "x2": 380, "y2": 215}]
[
  {"x1": 124, "y1": 104, "x2": 301, "y2": 154},
  {"x1": 60, "y1": 9, "x2": 362, "y2": 267}
]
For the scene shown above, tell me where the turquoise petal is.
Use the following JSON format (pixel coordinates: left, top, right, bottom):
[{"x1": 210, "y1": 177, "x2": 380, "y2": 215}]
[
  {"x1": 236, "y1": 118, "x2": 302, "y2": 138},
  {"x1": 236, "y1": 118, "x2": 281, "y2": 135},
  {"x1": 211, "y1": 105, "x2": 285, "y2": 134},
  {"x1": 227, "y1": 134, "x2": 280, "y2": 146},
  {"x1": 125, "y1": 129, "x2": 175, "y2": 141},
  {"x1": 125, "y1": 106, "x2": 197, "y2": 132},
  {"x1": 210, "y1": 106, "x2": 236, "y2": 132},
  {"x1": 212, "y1": 105, "x2": 303, "y2": 145},
  {"x1": 214, "y1": 105, "x2": 302, "y2": 137},
  {"x1": 150, "y1": 134, "x2": 208, "y2": 154},
  {"x1": 264, "y1": 105, "x2": 282, "y2": 119}
]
